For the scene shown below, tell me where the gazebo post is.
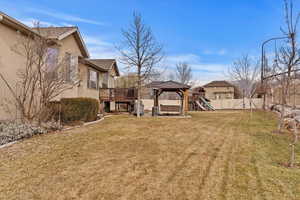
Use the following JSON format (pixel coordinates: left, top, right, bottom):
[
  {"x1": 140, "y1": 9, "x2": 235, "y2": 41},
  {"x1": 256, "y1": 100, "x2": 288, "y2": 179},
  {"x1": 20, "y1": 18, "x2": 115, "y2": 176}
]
[
  {"x1": 180, "y1": 91, "x2": 184, "y2": 115},
  {"x1": 153, "y1": 89, "x2": 159, "y2": 116},
  {"x1": 183, "y1": 89, "x2": 189, "y2": 115}
]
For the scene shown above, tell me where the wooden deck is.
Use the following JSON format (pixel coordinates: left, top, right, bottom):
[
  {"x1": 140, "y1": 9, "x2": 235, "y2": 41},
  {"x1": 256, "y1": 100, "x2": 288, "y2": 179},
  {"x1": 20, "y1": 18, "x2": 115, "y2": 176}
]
[{"x1": 99, "y1": 88, "x2": 138, "y2": 102}]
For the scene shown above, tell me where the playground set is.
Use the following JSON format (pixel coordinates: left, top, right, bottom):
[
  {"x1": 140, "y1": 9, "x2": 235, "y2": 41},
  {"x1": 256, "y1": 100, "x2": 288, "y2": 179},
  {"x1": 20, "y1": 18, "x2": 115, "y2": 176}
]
[{"x1": 189, "y1": 87, "x2": 215, "y2": 111}]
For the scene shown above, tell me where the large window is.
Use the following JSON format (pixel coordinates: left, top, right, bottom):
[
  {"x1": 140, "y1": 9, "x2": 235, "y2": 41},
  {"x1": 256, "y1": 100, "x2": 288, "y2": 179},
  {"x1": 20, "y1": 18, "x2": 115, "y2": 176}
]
[
  {"x1": 46, "y1": 48, "x2": 59, "y2": 72},
  {"x1": 65, "y1": 53, "x2": 78, "y2": 83},
  {"x1": 102, "y1": 73, "x2": 109, "y2": 88},
  {"x1": 45, "y1": 48, "x2": 59, "y2": 80},
  {"x1": 88, "y1": 69, "x2": 99, "y2": 89}
]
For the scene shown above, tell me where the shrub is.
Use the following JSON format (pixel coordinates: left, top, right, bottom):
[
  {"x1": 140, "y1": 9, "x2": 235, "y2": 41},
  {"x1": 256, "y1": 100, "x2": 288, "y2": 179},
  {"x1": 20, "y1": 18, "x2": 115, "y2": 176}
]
[
  {"x1": 60, "y1": 98, "x2": 99, "y2": 123},
  {"x1": 0, "y1": 122, "x2": 46, "y2": 145}
]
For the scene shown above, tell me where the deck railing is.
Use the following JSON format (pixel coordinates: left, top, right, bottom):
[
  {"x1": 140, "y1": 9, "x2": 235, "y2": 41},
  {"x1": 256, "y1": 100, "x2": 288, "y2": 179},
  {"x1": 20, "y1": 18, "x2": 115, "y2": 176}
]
[{"x1": 99, "y1": 88, "x2": 138, "y2": 101}]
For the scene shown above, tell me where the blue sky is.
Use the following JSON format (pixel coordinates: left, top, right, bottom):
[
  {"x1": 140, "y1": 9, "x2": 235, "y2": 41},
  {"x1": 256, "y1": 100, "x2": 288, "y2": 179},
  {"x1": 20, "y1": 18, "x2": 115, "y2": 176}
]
[{"x1": 0, "y1": 0, "x2": 297, "y2": 85}]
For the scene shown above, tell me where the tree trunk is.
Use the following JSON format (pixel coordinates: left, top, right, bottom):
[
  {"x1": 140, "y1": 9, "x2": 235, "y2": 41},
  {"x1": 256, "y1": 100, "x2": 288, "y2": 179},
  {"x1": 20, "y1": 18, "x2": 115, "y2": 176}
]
[
  {"x1": 137, "y1": 74, "x2": 141, "y2": 118},
  {"x1": 289, "y1": 119, "x2": 298, "y2": 167},
  {"x1": 250, "y1": 97, "x2": 253, "y2": 119},
  {"x1": 278, "y1": 105, "x2": 285, "y2": 132},
  {"x1": 278, "y1": 83, "x2": 286, "y2": 132},
  {"x1": 243, "y1": 89, "x2": 245, "y2": 110}
]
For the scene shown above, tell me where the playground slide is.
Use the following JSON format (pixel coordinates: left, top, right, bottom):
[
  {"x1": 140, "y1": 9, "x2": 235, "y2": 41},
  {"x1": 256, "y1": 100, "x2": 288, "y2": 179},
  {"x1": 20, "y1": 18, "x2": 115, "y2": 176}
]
[
  {"x1": 195, "y1": 100, "x2": 207, "y2": 111},
  {"x1": 200, "y1": 97, "x2": 215, "y2": 111}
]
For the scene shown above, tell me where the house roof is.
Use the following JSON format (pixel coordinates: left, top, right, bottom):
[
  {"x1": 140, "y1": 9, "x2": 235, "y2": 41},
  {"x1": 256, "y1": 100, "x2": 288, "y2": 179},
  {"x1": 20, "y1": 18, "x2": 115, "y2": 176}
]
[
  {"x1": 79, "y1": 58, "x2": 107, "y2": 72},
  {"x1": 148, "y1": 80, "x2": 191, "y2": 90},
  {"x1": 32, "y1": 27, "x2": 76, "y2": 39},
  {"x1": 0, "y1": 11, "x2": 122, "y2": 71},
  {"x1": 31, "y1": 26, "x2": 89, "y2": 58},
  {"x1": 0, "y1": 11, "x2": 41, "y2": 36},
  {"x1": 88, "y1": 59, "x2": 120, "y2": 76},
  {"x1": 203, "y1": 80, "x2": 234, "y2": 88}
]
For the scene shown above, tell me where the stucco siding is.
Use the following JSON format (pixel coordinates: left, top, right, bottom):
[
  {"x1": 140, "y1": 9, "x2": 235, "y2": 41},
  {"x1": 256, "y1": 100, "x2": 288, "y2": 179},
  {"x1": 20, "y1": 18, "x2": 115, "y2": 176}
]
[
  {"x1": 77, "y1": 63, "x2": 101, "y2": 100},
  {"x1": 204, "y1": 86, "x2": 235, "y2": 100},
  {"x1": 0, "y1": 23, "x2": 27, "y2": 120},
  {"x1": 59, "y1": 34, "x2": 83, "y2": 58}
]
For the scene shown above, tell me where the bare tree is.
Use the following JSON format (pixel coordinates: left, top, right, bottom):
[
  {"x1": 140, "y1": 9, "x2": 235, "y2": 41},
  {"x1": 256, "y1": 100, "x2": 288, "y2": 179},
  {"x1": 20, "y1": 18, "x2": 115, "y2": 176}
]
[
  {"x1": 118, "y1": 12, "x2": 163, "y2": 117},
  {"x1": 167, "y1": 71, "x2": 176, "y2": 81},
  {"x1": 115, "y1": 73, "x2": 138, "y2": 88},
  {"x1": 264, "y1": 0, "x2": 300, "y2": 167},
  {"x1": 175, "y1": 62, "x2": 192, "y2": 84},
  {"x1": 0, "y1": 24, "x2": 77, "y2": 123},
  {"x1": 228, "y1": 54, "x2": 260, "y2": 116}
]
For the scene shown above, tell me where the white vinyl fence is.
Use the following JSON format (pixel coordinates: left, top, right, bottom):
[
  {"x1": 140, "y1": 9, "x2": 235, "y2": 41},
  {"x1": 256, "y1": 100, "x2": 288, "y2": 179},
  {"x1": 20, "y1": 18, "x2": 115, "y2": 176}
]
[
  {"x1": 210, "y1": 98, "x2": 263, "y2": 110},
  {"x1": 142, "y1": 98, "x2": 263, "y2": 111}
]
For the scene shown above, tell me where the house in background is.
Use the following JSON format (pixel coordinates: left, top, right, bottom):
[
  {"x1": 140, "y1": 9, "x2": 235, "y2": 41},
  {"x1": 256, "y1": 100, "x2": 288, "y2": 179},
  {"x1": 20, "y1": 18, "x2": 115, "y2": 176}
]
[
  {"x1": 203, "y1": 80, "x2": 236, "y2": 100},
  {"x1": 0, "y1": 11, "x2": 121, "y2": 120}
]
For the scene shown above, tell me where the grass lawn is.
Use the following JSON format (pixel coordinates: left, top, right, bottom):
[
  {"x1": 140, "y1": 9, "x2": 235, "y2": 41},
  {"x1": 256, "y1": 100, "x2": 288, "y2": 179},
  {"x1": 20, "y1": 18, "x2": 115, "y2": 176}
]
[{"x1": 0, "y1": 111, "x2": 300, "y2": 199}]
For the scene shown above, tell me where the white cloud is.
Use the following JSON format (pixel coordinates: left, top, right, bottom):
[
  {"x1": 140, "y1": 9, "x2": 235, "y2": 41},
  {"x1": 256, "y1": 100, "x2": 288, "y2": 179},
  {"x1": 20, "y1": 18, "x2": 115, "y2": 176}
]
[
  {"x1": 82, "y1": 35, "x2": 118, "y2": 58},
  {"x1": 217, "y1": 49, "x2": 227, "y2": 55},
  {"x1": 163, "y1": 53, "x2": 229, "y2": 86},
  {"x1": 27, "y1": 8, "x2": 105, "y2": 26},
  {"x1": 165, "y1": 54, "x2": 201, "y2": 64},
  {"x1": 83, "y1": 35, "x2": 122, "y2": 66},
  {"x1": 89, "y1": 46, "x2": 119, "y2": 59},
  {"x1": 203, "y1": 48, "x2": 227, "y2": 56},
  {"x1": 84, "y1": 36, "x2": 113, "y2": 47},
  {"x1": 190, "y1": 63, "x2": 228, "y2": 73},
  {"x1": 203, "y1": 50, "x2": 213, "y2": 55},
  {"x1": 60, "y1": 22, "x2": 75, "y2": 27}
]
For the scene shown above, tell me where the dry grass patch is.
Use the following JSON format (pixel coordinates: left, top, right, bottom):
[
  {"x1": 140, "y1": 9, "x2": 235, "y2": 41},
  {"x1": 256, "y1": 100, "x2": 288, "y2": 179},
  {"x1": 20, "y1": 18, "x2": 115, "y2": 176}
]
[{"x1": 0, "y1": 111, "x2": 300, "y2": 199}]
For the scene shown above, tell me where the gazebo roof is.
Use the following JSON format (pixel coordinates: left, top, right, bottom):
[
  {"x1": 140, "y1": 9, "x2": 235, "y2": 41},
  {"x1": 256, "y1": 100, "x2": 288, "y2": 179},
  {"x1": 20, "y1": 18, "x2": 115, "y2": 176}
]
[{"x1": 148, "y1": 80, "x2": 191, "y2": 90}]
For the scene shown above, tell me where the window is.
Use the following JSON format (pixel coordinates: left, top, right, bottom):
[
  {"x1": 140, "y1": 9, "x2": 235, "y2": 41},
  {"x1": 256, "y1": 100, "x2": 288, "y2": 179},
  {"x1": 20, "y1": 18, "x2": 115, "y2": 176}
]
[
  {"x1": 46, "y1": 48, "x2": 58, "y2": 72},
  {"x1": 102, "y1": 73, "x2": 109, "y2": 88},
  {"x1": 65, "y1": 53, "x2": 78, "y2": 83},
  {"x1": 109, "y1": 75, "x2": 115, "y2": 88},
  {"x1": 45, "y1": 48, "x2": 59, "y2": 80},
  {"x1": 88, "y1": 68, "x2": 99, "y2": 89}
]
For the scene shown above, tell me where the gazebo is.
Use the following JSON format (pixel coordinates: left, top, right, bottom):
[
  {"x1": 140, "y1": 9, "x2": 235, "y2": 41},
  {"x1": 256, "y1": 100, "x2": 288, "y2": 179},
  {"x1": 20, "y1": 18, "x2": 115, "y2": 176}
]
[{"x1": 147, "y1": 81, "x2": 191, "y2": 116}]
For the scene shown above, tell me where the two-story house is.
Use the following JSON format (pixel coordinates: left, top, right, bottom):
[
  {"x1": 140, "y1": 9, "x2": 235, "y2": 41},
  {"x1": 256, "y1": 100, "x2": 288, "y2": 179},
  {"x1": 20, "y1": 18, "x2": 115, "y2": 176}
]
[
  {"x1": 0, "y1": 12, "x2": 120, "y2": 120},
  {"x1": 203, "y1": 81, "x2": 236, "y2": 100}
]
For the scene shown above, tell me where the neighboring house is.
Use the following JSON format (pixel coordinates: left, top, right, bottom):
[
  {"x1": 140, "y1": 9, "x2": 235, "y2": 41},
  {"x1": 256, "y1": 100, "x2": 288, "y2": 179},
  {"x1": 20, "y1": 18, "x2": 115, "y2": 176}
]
[
  {"x1": 203, "y1": 81, "x2": 236, "y2": 100},
  {"x1": 115, "y1": 73, "x2": 138, "y2": 88},
  {"x1": 0, "y1": 12, "x2": 120, "y2": 120}
]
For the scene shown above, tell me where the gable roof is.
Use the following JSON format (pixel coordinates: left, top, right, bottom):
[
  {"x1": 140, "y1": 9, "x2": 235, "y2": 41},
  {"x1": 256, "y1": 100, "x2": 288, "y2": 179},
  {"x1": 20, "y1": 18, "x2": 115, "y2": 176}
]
[
  {"x1": 0, "y1": 11, "x2": 41, "y2": 36},
  {"x1": 148, "y1": 80, "x2": 191, "y2": 90},
  {"x1": 32, "y1": 26, "x2": 89, "y2": 58},
  {"x1": 203, "y1": 80, "x2": 234, "y2": 88},
  {"x1": 32, "y1": 27, "x2": 76, "y2": 39},
  {"x1": 88, "y1": 59, "x2": 120, "y2": 76},
  {"x1": 79, "y1": 58, "x2": 107, "y2": 72}
]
